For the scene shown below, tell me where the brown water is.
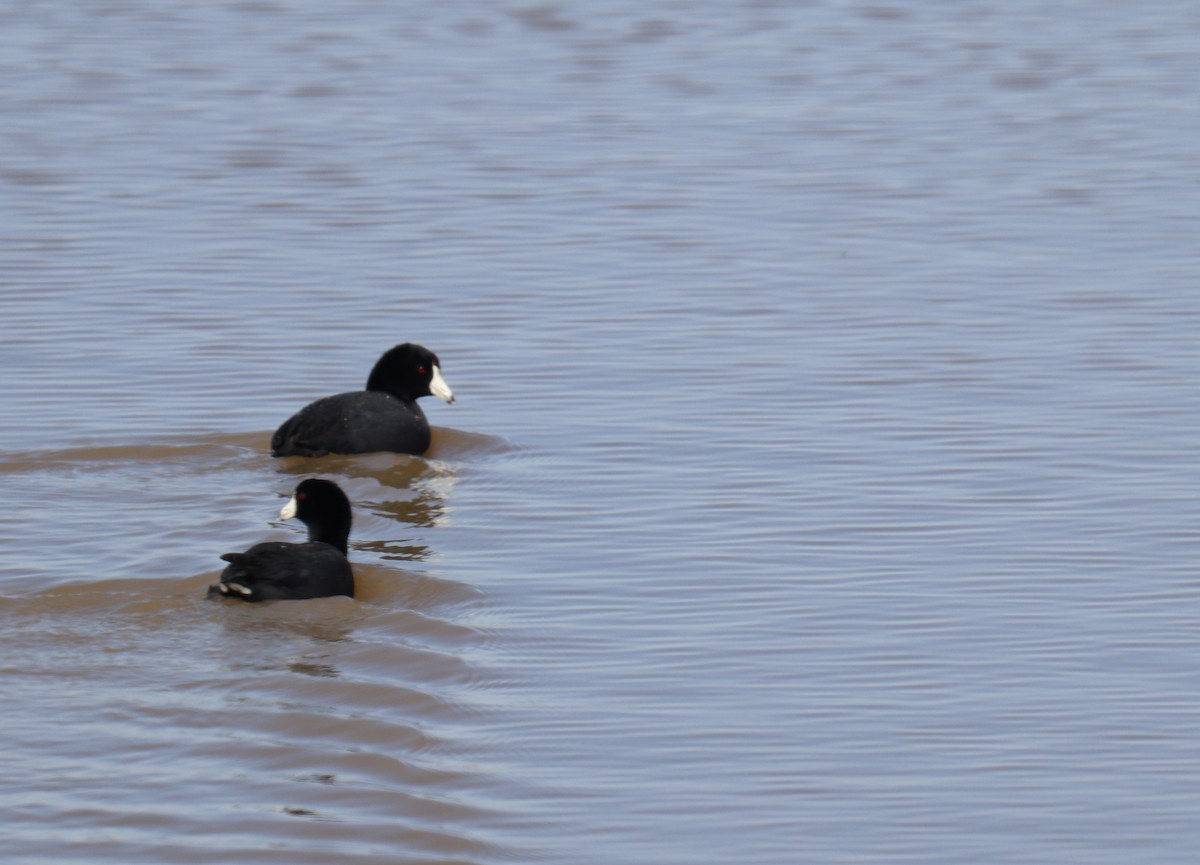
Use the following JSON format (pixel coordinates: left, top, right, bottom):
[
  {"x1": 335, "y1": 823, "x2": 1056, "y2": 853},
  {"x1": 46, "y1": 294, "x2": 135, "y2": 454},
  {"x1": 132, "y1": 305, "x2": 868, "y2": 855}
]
[{"x1": 4, "y1": 2, "x2": 1200, "y2": 863}]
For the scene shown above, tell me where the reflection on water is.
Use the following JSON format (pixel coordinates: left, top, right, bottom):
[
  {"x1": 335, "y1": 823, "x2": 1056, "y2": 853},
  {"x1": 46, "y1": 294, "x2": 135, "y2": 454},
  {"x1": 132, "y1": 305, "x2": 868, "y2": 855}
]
[{"x1": 271, "y1": 427, "x2": 511, "y2": 559}]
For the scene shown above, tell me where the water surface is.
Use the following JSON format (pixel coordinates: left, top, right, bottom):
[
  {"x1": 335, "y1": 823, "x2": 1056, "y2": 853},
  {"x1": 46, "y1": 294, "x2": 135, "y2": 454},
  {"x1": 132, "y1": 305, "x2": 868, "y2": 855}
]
[{"x1": 3, "y1": 2, "x2": 1200, "y2": 863}]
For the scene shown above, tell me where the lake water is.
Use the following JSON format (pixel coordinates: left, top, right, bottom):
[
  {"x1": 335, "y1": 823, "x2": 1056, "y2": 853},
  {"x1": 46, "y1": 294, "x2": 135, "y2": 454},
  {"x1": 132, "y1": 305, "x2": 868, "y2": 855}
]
[{"x1": 3, "y1": 2, "x2": 1200, "y2": 863}]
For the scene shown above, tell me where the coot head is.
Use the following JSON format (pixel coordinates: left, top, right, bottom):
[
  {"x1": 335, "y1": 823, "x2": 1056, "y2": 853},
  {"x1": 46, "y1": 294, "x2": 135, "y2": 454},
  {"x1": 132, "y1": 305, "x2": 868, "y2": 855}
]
[
  {"x1": 281, "y1": 478, "x2": 353, "y2": 554},
  {"x1": 365, "y1": 343, "x2": 455, "y2": 406}
]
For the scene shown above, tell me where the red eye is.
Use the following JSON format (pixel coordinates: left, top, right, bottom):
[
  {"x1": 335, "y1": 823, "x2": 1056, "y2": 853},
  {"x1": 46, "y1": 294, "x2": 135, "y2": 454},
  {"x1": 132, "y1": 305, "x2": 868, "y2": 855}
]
[
  {"x1": 297, "y1": 492, "x2": 307, "y2": 502},
  {"x1": 417, "y1": 366, "x2": 427, "y2": 376}
]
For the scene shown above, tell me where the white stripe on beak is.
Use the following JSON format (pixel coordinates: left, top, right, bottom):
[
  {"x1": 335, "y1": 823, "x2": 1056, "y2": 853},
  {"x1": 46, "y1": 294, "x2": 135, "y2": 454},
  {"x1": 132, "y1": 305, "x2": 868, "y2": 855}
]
[
  {"x1": 429, "y1": 364, "x2": 455, "y2": 405},
  {"x1": 279, "y1": 495, "x2": 298, "y2": 521}
]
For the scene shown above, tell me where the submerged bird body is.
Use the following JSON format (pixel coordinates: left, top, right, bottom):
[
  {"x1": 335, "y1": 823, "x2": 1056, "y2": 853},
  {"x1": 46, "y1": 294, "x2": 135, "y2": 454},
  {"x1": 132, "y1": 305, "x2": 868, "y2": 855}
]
[
  {"x1": 271, "y1": 342, "x2": 453, "y2": 457},
  {"x1": 217, "y1": 542, "x2": 352, "y2": 601},
  {"x1": 210, "y1": 478, "x2": 354, "y2": 602},
  {"x1": 272, "y1": 390, "x2": 431, "y2": 457}
]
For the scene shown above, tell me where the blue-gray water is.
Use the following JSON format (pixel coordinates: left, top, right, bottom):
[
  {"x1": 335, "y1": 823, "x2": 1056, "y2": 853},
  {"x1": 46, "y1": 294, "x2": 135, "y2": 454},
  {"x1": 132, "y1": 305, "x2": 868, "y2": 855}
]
[{"x1": 3, "y1": 2, "x2": 1200, "y2": 863}]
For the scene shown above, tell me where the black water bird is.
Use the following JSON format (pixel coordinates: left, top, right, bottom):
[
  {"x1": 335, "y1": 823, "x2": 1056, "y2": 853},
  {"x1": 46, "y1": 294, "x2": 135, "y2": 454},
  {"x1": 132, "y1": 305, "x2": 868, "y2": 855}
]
[
  {"x1": 271, "y1": 343, "x2": 454, "y2": 457},
  {"x1": 209, "y1": 478, "x2": 354, "y2": 601}
]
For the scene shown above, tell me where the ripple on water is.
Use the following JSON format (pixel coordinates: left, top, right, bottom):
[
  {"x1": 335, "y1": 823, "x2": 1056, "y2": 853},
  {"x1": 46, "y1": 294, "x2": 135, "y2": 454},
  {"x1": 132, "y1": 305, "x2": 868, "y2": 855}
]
[{"x1": 0, "y1": 426, "x2": 515, "y2": 865}]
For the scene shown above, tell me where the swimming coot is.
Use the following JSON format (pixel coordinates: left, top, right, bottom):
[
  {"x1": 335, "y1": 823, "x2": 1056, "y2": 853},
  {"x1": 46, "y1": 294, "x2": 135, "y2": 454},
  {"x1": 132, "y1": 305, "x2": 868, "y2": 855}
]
[
  {"x1": 209, "y1": 478, "x2": 355, "y2": 601},
  {"x1": 271, "y1": 343, "x2": 454, "y2": 457}
]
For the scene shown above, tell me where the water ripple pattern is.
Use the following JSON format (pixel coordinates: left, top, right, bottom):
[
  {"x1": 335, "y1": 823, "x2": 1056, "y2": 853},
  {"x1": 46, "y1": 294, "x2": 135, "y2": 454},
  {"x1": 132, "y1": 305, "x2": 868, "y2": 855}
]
[{"x1": 3, "y1": 2, "x2": 1200, "y2": 864}]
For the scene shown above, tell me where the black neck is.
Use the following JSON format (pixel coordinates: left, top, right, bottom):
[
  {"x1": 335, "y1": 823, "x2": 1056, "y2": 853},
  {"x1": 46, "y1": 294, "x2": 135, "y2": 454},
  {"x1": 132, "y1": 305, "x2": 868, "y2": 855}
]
[{"x1": 306, "y1": 516, "x2": 350, "y2": 555}]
